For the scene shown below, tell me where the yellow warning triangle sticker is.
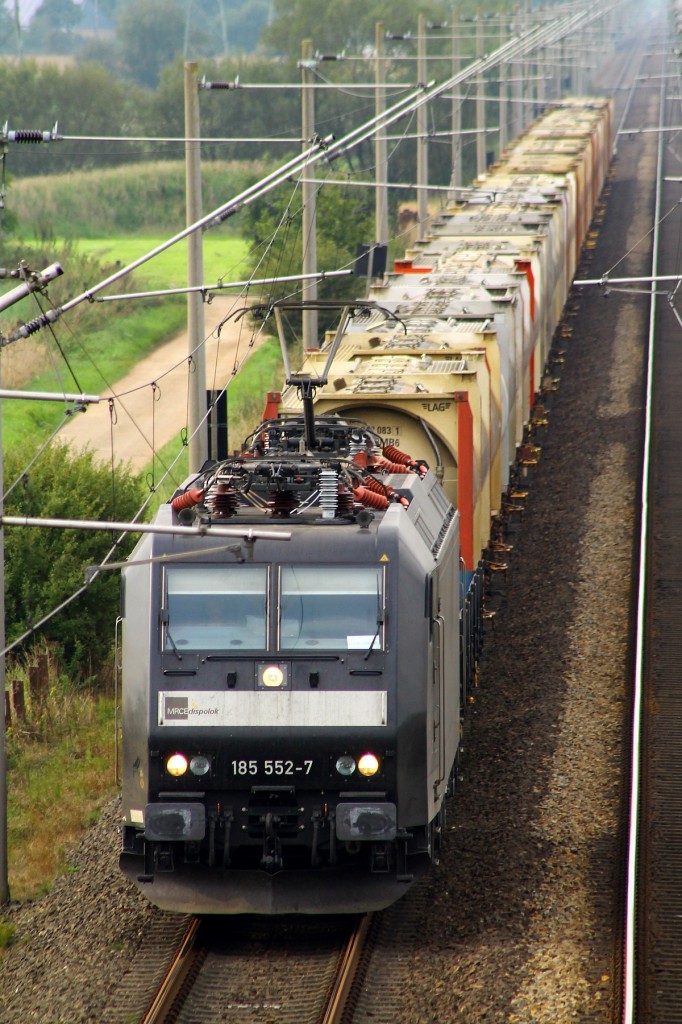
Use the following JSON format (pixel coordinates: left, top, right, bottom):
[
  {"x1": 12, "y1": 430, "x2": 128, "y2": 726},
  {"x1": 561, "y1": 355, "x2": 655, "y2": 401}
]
[{"x1": 379, "y1": 553, "x2": 390, "y2": 562}]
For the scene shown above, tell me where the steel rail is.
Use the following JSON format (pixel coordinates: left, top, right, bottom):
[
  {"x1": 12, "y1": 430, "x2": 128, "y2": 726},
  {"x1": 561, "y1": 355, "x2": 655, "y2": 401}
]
[
  {"x1": 614, "y1": 37, "x2": 648, "y2": 156},
  {"x1": 138, "y1": 913, "x2": 370, "y2": 1024},
  {"x1": 140, "y1": 917, "x2": 203, "y2": 1024},
  {"x1": 320, "y1": 914, "x2": 374, "y2": 1024},
  {"x1": 622, "y1": 27, "x2": 668, "y2": 1024}
]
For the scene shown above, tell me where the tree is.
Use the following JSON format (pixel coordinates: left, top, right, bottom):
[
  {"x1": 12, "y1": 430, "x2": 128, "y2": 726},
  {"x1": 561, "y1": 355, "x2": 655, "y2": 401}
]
[
  {"x1": 242, "y1": 176, "x2": 376, "y2": 338},
  {"x1": 4, "y1": 444, "x2": 146, "y2": 681},
  {"x1": 26, "y1": 0, "x2": 84, "y2": 54},
  {"x1": 261, "y1": 0, "x2": 450, "y2": 58},
  {"x1": 0, "y1": 60, "x2": 153, "y2": 176},
  {"x1": 0, "y1": 3, "x2": 19, "y2": 54},
  {"x1": 116, "y1": 0, "x2": 186, "y2": 88}
]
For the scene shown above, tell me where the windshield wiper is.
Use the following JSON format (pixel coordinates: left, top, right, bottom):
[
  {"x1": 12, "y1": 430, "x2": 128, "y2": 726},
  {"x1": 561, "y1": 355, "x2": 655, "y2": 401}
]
[
  {"x1": 364, "y1": 580, "x2": 383, "y2": 661},
  {"x1": 160, "y1": 610, "x2": 182, "y2": 661}
]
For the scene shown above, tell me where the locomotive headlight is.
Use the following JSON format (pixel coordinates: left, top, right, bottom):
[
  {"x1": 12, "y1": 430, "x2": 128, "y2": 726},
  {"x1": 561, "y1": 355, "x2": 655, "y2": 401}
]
[
  {"x1": 261, "y1": 665, "x2": 285, "y2": 688},
  {"x1": 166, "y1": 753, "x2": 188, "y2": 777},
  {"x1": 335, "y1": 754, "x2": 356, "y2": 777},
  {"x1": 357, "y1": 753, "x2": 380, "y2": 777},
  {"x1": 256, "y1": 662, "x2": 289, "y2": 690},
  {"x1": 189, "y1": 755, "x2": 211, "y2": 777}
]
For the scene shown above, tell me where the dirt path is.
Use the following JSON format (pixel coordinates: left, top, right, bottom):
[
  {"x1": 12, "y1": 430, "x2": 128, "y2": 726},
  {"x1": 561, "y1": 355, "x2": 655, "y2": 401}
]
[{"x1": 59, "y1": 297, "x2": 271, "y2": 472}]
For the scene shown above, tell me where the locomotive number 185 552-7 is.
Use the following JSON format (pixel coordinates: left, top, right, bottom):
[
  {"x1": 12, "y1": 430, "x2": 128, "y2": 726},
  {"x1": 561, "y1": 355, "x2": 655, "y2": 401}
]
[{"x1": 230, "y1": 759, "x2": 314, "y2": 776}]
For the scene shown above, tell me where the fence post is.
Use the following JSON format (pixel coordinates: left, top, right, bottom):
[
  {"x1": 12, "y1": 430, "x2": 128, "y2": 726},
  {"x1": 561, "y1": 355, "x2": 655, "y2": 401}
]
[
  {"x1": 28, "y1": 654, "x2": 49, "y2": 707},
  {"x1": 10, "y1": 680, "x2": 24, "y2": 725}
]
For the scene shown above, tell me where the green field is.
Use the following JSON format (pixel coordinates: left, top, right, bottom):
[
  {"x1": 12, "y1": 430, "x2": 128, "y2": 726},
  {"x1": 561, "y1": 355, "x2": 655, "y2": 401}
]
[
  {"x1": 74, "y1": 234, "x2": 251, "y2": 290},
  {"x1": 1, "y1": 234, "x2": 257, "y2": 450}
]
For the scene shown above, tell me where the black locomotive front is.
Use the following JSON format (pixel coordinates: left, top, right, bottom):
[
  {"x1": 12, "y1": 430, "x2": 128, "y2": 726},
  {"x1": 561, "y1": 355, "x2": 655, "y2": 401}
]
[
  {"x1": 119, "y1": 494, "x2": 456, "y2": 913},
  {"x1": 119, "y1": 409, "x2": 460, "y2": 914}
]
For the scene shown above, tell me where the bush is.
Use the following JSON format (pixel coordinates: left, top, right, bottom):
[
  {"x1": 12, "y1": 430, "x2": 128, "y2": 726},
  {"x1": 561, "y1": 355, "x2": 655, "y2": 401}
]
[{"x1": 4, "y1": 443, "x2": 146, "y2": 681}]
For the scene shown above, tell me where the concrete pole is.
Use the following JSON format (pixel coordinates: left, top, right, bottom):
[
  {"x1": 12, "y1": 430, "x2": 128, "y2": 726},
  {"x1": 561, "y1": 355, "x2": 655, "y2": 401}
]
[
  {"x1": 301, "y1": 39, "x2": 319, "y2": 349},
  {"x1": 512, "y1": 6, "x2": 523, "y2": 138},
  {"x1": 184, "y1": 62, "x2": 208, "y2": 471},
  {"x1": 12, "y1": 0, "x2": 21, "y2": 55},
  {"x1": 574, "y1": 25, "x2": 584, "y2": 96},
  {"x1": 535, "y1": 11, "x2": 545, "y2": 114},
  {"x1": 476, "y1": 10, "x2": 486, "y2": 176},
  {"x1": 524, "y1": 0, "x2": 532, "y2": 128},
  {"x1": 545, "y1": 9, "x2": 557, "y2": 103},
  {"x1": 417, "y1": 13, "x2": 428, "y2": 236},
  {"x1": 375, "y1": 23, "x2": 389, "y2": 250},
  {"x1": 451, "y1": 7, "x2": 462, "y2": 190},
  {"x1": 499, "y1": 9, "x2": 508, "y2": 153}
]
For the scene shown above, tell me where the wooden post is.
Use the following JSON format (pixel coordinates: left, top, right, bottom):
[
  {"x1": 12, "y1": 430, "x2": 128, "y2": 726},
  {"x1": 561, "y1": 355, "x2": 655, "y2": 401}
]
[
  {"x1": 28, "y1": 654, "x2": 49, "y2": 706},
  {"x1": 37, "y1": 652, "x2": 49, "y2": 699},
  {"x1": 10, "y1": 680, "x2": 24, "y2": 725}
]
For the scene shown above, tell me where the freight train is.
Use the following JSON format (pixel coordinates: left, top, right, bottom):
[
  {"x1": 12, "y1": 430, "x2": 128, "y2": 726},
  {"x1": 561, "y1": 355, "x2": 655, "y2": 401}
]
[{"x1": 118, "y1": 97, "x2": 614, "y2": 914}]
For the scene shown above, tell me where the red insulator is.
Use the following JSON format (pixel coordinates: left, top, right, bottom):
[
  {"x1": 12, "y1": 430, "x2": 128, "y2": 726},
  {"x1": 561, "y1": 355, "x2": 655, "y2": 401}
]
[
  {"x1": 353, "y1": 486, "x2": 389, "y2": 510},
  {"x1": 171, "y1": 486, "x2": 204, "y2": 512},
  {"x1": 267, "y1": 489, "x2": 298, "y2": 518},
  {"x1": 375, "y1": 458, "x2": 414, "y2": 475},
  {"x1": 352, "y1": 451, "x2": 369, "y2": 468},
  {"x1": 336, "y1": 487, "x2": 355, "y2": 516},
  {"x1": 383, "y1": 445, "x2": 412, "y2": 465},
  {"x1": 362, "y1": 475, "x2": 394, "y2": 496},
  {"x1": 210, "y1": 483, "x2": 239, "y2": 517}
]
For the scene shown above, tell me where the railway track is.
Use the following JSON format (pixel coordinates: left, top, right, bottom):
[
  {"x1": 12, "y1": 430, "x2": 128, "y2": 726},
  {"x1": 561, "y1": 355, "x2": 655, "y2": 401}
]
[
  {"x1": 104, "y1": 27, "x2": 660, "y2": 1024},
  {"x1": 138, "y1": 914, "x2": 373, "y2": 1024}
]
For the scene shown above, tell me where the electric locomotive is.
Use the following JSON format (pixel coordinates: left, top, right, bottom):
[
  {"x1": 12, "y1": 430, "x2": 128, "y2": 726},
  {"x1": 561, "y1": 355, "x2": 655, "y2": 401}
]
[
  {"x1": 119, "y1": 380, "x2": 462, "y2": 914},
  {"x1": 119, "y1": 97, "x2": 613, "y2": 914}
]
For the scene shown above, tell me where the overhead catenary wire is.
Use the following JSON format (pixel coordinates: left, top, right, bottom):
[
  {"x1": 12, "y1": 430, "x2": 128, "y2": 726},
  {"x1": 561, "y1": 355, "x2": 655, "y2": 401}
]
[
  {"x1": 5, "y1": 1, "x2": 614, "y2": 346},
  {"x1": 2, "y1": 1, "x2": 622, "y2": 475},
  {"x1": 92, "y1": 268, "x2": 353, "y2": 303},
  {"x1": 0, "y1": 0, "x2": 624, "y2": 657}
]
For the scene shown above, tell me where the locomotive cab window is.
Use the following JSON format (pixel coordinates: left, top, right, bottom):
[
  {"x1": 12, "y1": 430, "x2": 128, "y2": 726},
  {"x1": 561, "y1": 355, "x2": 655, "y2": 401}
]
[
  {"x1": 163, "y1": 566, "x2": 268, "y2": 651},
  {"x1": 279, "y1": 566, "x2": 384, "y2": 651}
]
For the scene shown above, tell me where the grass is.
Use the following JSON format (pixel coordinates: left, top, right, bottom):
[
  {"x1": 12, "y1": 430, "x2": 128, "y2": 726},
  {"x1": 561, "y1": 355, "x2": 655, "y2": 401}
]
[
  {"x1": 4, "y1": 663, "x2": 118, "y2": 905},
  {"x1": 2, "y1": 300, "x2": 187, "y2": 449},
  {"x1": 143, "y1": 335, "x2": 286, "y2": 509},
  {"x1": 7, "y1": 160, "x2": 266, "y2": 239},
  {"x1": 1, "y1": 234, "x2": 250, "y2": 450},
  {"x1": 73, "y1": 234, "x2": 251, "y2": 291}
]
